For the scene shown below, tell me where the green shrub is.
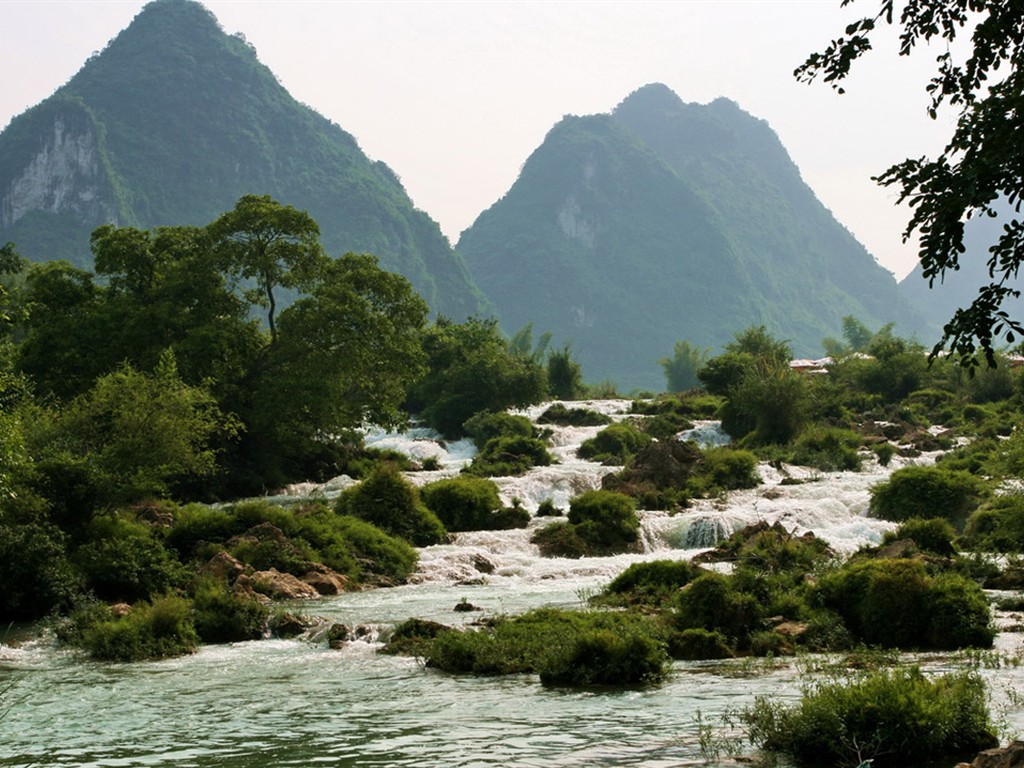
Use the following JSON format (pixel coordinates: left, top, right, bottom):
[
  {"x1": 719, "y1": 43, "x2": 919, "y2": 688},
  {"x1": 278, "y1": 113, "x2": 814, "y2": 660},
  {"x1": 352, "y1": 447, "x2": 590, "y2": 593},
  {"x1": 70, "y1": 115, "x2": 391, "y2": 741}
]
[
  {"x1": 869, "y1": 465, "x2": 987, "y2": 529},
  {"x1": 675, "y1": 572, "x2": 764, "y2": 646},
  {"x1": 962, "y1": 494, "x2": 1024, "y2": 552},
  {"x1": 336, "y1": 463, "x2": 446, "y2": 546},
  {"x1": 598, "y1": 559, "x2": 702, "y2": 606},
  {"x1": 668, "y1": 628, "x2": 734, "y2": 660},
  {"x1": 379, "y1": 617, "x2": 450, "y2": 657},
  {"x1": 801, "y1": 612, "x2": 853, "y2": 652},
  {"x1": 698, "y1": 447, "x2": 761, "y2": 492},
  {"x1": 420, "y1": 476, "x2": 503, "y2": 531},
  {"x1": 744, "y1": 667, "x2": 997, "y2": 767},
  {"x1": 462, "y1": 411, "x2": 535, "y2": 450},
  {"x1": 703, "y1": 522, "x2": 832, "y2": 575},
  {"x1": 166, "y1": 504, "x2": 238, "y2": 559},
  {"x1": 577, "y1": 422, "x2": 652, "y2": 464},
  {"x1": 328, "y1": 515, "x2": 418, "y2": 583},
  {"x1": 192, "y1": 578, "x2": 268, "y2": 644},
  {"x1": 464, "y1": 435, "x2": 554, "y2": 477},
  {"x1": 83, "y1": 595, "x2": 198, "y2": 661},
  {"x1": 814, "y1": 558, "x2": 993, "y2": 650},
  {"x1": 75, "y1": 516, "x2": 187, "y2": 603},
  {"x1": 537, "y1": 404, "x2": 611, "y2": 427},
  {"x1": 631, "y1": 393, "x2": 722, "y2": 419},
  {"x1": 535, "y1": 490, "x2": 640, "y2": 556},
  {"x1": 227, "y1": 527, "x2": 316, "y2": 576},
  {"x1": 536, "y1": 498, "x2": 562, "y2": 517},
  {"x1": 531, "y1": 522, "x2": 589, "y2": 558},
  {"x1": 423, "y1": 608, "x2": 666, "y2": 682},
  {"x1": 882, "y1": 517, "x2": 957, "y2": 556},
  {"x1": 640, "y1": 411, "x2": 696, "y2": 441},
  {"x1": 0, "y1": 518, "x2": 81, "y2": 620},
  {"x1": 538, "y1": 628, "x2": 669, "y2": 687},
  {"x1": 873, "y1": 442, "x2": 897, "y2": 467},
  {"x1": 789, "y1": 427, "x2": 863, "y2": 472},
  {"x1": 749, "y1": 630, "x2": 789, "y2": 657},
  {"x1": 492, "y1": 502, "x2": 531, "y2": 529}
]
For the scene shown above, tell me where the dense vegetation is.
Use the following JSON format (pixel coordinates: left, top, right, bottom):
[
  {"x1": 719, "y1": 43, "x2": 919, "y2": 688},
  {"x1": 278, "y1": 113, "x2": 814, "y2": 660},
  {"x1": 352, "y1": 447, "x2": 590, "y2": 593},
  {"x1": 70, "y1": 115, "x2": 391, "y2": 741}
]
[{"x1": 0, "y1": 196, "x2": 584, "y2": 645}]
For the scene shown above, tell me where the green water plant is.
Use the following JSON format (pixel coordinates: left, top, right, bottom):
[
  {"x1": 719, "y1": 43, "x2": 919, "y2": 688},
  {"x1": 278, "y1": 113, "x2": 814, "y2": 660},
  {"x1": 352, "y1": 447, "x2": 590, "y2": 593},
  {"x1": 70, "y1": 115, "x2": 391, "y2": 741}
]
[{"x1": 744, "y1": 667, "x2": 997, "y2": 767}]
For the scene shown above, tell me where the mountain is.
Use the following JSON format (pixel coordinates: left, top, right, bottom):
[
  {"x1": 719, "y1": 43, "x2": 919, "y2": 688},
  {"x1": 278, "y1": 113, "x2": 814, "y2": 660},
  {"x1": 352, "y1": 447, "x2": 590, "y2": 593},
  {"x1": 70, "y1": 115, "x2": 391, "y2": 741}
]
[
  {"x1": 457, "y1": 83, "x2": 930, "y2": 391},
  {"x1": 899, "y1": 198, "x2": 1024, "y2": 336},
  {"x1": 0, "y1": 0, "x2": 488, "y2": 319}
]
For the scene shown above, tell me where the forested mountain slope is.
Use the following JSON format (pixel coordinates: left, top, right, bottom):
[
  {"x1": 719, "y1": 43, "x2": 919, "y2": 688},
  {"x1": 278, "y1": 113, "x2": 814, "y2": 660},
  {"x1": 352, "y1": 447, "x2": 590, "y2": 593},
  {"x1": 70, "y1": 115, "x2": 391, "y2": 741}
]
[
  {"x1": 0, "y1": 0, "x2": 487, "y2": 318},
  {"x1": 458, "y1": 83, "x2": 929, "y2": 390}
]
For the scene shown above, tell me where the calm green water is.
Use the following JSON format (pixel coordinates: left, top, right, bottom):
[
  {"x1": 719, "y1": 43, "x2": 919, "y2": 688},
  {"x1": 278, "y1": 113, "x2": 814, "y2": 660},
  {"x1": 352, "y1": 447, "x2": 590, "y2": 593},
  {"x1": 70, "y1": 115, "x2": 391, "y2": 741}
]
[{"x1": 2, "y1": 600, "x2": 797, "y2": 768}]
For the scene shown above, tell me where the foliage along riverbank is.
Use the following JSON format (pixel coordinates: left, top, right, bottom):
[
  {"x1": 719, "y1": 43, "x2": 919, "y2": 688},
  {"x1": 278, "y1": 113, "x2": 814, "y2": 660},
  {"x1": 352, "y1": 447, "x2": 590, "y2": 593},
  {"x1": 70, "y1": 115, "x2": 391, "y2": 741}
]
[{"x1": 5, "y1": 200, "x2": 1024, "y2": 765}]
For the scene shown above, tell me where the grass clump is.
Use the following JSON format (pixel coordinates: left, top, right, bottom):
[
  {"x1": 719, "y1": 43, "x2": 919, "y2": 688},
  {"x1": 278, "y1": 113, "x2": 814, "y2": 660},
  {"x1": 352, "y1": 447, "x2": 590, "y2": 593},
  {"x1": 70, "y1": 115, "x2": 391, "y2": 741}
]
[
  {"x1": 880, "y1": 517, "x2": 957, "y2": 557},
  {"x1": 813, "y1": 558, "x2": 993, "y2": 650},
  {"x1": 83, "y1": 595, "x2": 198, "y2": 661},
  {"x1": 464, "y1": 435, "x2": 554, "y2": 477},
  {"x1": 596, "y1": 559, "x2": 702, "y2": 607},
  {"x1": 538, "y1": 628, "x2": 668, "y2": 687},
  {"x1": 537, "y1": 403, "x2": 612, "y2": 427},
  {"x1": 869, "y1": 465, "x2": 987, "y2": 529},
  {"x1": 192, "y1": 578, "x2": 268, "y2": 644},
  {"x1": 532, "y1": 490, "x2": 639, "y2": 557},
  {"x1": 423, "y1": 608, "x2": 669, "y2": 686},
  {"x1": 420, "y1": 476, "x2": 508, "y2": 531},
  {"x1": 744, "y1": 667, "x2": 997, "y2": 767},
  {"x1": 961, "y1": 494, "x2": 1024, "y2": 553},
  {"x1": 336, "y1": 463, "x2": 446, "y2": 546},
  {"x1": 577, "y1": 422, "x2": 652, "y2": 465},
  {"x1": 787, "y1": 426, "x2": 863, "y2": 472},
  {"x1": 463, "y1": 411, "x2": 535, "y2": 449}
]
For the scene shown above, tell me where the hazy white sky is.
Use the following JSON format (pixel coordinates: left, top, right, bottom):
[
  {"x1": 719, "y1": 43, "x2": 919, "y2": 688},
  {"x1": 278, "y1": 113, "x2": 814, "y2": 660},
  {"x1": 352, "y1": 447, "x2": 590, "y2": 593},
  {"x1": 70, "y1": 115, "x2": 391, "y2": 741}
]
[{"x1": 1, "y1": 0, "x2": 959, "y2": 280}]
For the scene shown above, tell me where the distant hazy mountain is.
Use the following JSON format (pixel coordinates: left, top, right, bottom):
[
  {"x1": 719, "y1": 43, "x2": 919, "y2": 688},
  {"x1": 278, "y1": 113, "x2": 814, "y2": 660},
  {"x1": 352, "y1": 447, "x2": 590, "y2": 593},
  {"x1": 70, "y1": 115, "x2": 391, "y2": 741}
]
[
  {"x1": 0, "y1": 0, "x2": 488, "y2": 318},
  {"x1": 899, "y1": 198, "x2": 1024, "y2": 338},
  {"x1": 458, "y1": 83, "x2": 929, "y2": 391}
]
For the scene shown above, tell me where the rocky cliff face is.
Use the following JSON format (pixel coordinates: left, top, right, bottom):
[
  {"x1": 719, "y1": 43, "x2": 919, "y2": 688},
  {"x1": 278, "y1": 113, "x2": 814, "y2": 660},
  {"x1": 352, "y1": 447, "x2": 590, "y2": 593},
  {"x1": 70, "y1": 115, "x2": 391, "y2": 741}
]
[{"x1": 3, "y1": 114, "x2": 106, "y2": 228}]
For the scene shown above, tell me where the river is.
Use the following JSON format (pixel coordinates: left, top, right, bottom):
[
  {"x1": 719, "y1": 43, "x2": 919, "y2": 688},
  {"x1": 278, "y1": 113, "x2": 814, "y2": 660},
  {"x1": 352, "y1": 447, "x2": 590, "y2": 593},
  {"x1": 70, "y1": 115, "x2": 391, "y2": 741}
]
[{"x1": 3, "y1": 400, "x2": 1023, "y2": 767}]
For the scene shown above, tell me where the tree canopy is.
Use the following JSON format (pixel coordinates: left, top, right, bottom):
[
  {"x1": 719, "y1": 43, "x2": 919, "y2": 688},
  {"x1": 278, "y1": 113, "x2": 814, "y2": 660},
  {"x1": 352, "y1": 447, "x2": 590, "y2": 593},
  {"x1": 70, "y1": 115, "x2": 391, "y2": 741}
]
[
  {"x1": 13, "y1": 196, "x2": 428, "y2": 496},
  {"x1": 798, "y1": 0, "x2": 1024, "y2": 367}
]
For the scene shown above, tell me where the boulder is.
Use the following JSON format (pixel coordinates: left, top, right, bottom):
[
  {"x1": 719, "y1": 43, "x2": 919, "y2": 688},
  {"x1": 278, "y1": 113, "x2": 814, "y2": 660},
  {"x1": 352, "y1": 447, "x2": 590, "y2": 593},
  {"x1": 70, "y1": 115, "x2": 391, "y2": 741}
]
[
  {"x1": 326, "y1": 623, "x2": 349, "y2": 649},
  {"x1": 270, "y1": 612, "x2": 318, "y2": 639},
  {"x1": 875, "y1": 538, "x2": 918, "y2": 560},
  {"x1": 301, "y1": 564, "x2": 350, "y2": 595},
  {"x1": 198, "y1": 551, "x2": 247, "y2": 583},
  {"x1": 240, "y1": 568, "x2": 320, "y2": 600},
  {"x1": 470, "y1": 554, "x2": 496, "y2": 574},
  {"x1": 956, "y1": 740, "x2": 1024, "y2": 768}
]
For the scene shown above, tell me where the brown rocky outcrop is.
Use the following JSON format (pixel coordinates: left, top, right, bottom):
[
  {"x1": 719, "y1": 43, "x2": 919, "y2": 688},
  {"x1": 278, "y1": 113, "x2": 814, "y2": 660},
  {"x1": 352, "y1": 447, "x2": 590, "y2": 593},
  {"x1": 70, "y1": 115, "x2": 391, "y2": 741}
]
[
  {"x1": 954, "y1": 740, "x2": 1024, "y2": 768},
  {"x1": 198, "y1": 551, "x2": 247, "y2": 583},
  {"x1": 236, "y1": 568, "x2": 320, "y2": 600},
  {"x1": 300, "y1": 564, "x2": 350, "y2": 596},
  {"x1": 602, "y1": 439, "x2": 702, "y2": 494}
]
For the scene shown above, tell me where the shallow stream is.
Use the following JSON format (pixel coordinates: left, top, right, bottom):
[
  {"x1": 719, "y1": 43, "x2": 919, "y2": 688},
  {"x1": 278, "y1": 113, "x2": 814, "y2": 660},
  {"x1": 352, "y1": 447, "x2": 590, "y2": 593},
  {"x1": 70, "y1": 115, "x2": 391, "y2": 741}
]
[{"x1": 4, "y1": 400, "x2": 1024, "y2": 767}]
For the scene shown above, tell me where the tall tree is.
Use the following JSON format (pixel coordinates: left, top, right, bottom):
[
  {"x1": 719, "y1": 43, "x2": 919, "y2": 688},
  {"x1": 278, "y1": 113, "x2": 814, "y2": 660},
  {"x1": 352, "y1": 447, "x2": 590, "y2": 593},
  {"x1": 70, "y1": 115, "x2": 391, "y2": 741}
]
[
  {"x1": 799, "y1": 0, "x2": 1024, "y2": 367},
  {"x1": 659, "y1": 340, "x2": 711, "y2": 393},
  {"x1": 207, "y1": 194, "x2": 327, "y2": 342}
]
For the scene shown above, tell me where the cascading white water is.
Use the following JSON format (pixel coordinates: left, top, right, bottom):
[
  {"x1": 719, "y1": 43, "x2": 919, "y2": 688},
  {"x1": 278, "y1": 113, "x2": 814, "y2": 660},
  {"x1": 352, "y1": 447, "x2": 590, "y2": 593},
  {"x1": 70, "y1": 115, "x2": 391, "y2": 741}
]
[{"x1": 8, "y1": 399, "x2": 1012, "y2": 768}]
